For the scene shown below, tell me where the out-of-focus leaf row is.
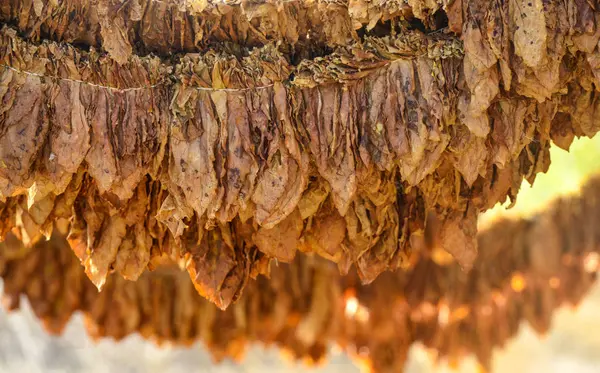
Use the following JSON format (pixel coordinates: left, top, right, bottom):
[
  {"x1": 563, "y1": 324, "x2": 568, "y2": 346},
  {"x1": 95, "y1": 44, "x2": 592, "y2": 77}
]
[{"x1": 1, "y1": 175, "x2": 599, "y2": 373}]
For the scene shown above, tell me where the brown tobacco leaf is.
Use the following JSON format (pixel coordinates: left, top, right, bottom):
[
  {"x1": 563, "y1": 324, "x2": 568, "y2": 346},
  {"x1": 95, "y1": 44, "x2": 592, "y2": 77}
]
[
  {"x1": 254, "y1": 209, "x2": 303, "y2": 263},
  {"x1": 511, "y1": 0, "x2": 548, "y2": 69},
  {"x1": 301, "y1": 201, "x2": 347, "y2": 263},
  {"x1": 84, "y1": 215, "x2": 127, "y2": 291},
  {"x1": 438, "y1": 206, "x2": 478, "y2": 271},
  {"x1": 0, "y1": 0, "x2": 402, "y2": 63},
  {"x1": 185, "y1": 225, "x2": 250, "y2": 310},
  {"x1": 251, "y1": 83, "x2": 310, "y2": 228},
  {"x1": 97, "y1": 1, "x2": 133, "y2": 65},
  {"x1": 2, "y1": 0, "x2": 600, "y2": 308},
  {"x1": 0, "y1": 72, "x2": 48, "y2": 198},
  {"x1": 445, "y1": 0, "x2": 463, "y2": 35},
  {"x1": 113, "y1": 223, "x2": 152, "y2": 281},
  {"x1": 113, "y1": 184, "x2": 153, "y2": 281}
]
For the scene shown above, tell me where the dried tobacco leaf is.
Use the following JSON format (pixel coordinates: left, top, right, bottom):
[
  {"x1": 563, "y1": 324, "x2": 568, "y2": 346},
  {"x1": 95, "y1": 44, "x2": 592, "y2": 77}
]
[{"x1": 1, "y1": 0, "x2": 600, "y2": 309}]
